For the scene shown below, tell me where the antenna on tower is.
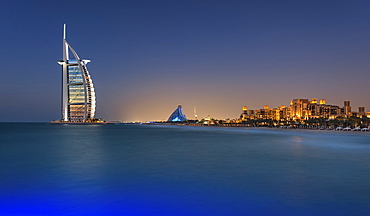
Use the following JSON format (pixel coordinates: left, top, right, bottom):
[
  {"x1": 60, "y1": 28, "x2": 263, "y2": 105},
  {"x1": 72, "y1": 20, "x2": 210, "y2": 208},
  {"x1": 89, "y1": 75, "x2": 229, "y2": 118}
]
[
  {"x1": 62, "y1": 24, "x2": 69, "y2": 61},
  {"x1": 63, "y1": 23, "x2": 66, "y2": 40},
  {"x1": 194, "y1": 107, "x2": 198, "y2": 120}
]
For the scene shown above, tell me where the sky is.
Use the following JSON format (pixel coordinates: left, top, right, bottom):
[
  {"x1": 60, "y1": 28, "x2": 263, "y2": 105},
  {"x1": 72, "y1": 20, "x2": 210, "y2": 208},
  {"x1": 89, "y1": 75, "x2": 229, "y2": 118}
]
[{"x1": 1, "y1": 0, "x2": 370, "y2": 122}]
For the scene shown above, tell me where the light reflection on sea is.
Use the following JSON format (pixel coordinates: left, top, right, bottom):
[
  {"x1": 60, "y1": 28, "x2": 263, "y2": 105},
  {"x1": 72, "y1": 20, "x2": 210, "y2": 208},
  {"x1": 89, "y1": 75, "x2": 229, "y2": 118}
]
[{"x1": 0, "y1": 123, "x2": 369, "y2": 216}]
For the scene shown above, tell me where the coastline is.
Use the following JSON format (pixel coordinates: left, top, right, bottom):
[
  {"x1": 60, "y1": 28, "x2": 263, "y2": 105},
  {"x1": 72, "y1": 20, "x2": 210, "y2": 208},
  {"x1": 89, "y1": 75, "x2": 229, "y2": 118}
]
[
  {"x1": 145, "y1": 122, "x2": 370, "y2": 135},
  {"x1": 4, "y1": 121, "x2": 369, "y2": 135},
  {"x1": 49, "y1": 121, "x2": 118, "y2": 125}
]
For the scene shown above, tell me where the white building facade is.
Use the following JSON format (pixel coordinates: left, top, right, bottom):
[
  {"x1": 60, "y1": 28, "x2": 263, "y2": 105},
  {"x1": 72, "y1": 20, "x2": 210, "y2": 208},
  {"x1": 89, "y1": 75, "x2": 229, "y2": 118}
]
[{"x1": 57, "y1": 24, "x2": 96, "y2": 122}]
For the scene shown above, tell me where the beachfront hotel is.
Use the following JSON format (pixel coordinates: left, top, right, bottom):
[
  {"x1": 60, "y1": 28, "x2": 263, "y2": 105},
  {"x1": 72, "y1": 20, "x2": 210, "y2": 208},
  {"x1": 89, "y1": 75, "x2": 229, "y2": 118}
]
[
  {"x1": 240, "y1": 98, "x2": 368, "y2": 122},
  {"x1": 168, "y1": 105, "x2": 187, "y2": 122},
  {"x1": 57, "y1": 24, "x2": 96, "y2": 122}
]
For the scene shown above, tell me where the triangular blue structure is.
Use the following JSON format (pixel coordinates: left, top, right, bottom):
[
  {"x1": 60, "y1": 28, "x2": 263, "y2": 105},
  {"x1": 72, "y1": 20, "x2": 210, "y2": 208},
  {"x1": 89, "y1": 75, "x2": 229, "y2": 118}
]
[{"x1": 168, "y1": 105, "x2": 187, "y2": 122}]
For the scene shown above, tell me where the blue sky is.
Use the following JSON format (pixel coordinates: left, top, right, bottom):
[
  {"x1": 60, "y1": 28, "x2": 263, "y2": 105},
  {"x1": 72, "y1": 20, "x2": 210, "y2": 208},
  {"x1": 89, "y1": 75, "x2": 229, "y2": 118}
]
[{"x1": 1, "y1": 0, "x2": 370, "y2": 122}]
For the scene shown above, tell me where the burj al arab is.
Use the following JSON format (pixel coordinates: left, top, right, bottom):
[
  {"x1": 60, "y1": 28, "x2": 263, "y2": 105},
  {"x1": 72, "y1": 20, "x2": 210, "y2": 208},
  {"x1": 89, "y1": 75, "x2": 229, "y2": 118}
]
[{"x1": 55, "y1": 24, "x2": 97, "y2": 123}]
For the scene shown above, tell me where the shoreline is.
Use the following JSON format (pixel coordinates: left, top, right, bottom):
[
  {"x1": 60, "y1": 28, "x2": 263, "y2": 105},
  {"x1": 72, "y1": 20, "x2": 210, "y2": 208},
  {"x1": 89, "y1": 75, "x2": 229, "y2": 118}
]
[
  {"x1": 3, "y1": 122, "x2": 369, "y2": 135},
  {"x1": 145, "y1": 123, "x2": 370, "y2": 135},
  {"x1": 49, "y1": 122, "x2": 108, "y2": 125}
]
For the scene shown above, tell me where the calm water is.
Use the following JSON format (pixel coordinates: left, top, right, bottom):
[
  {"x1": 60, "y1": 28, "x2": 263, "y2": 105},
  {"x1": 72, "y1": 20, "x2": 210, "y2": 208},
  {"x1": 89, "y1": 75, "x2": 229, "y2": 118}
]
[{"x1": 0, "y1": 123, "x2": 369, "y2": 216}]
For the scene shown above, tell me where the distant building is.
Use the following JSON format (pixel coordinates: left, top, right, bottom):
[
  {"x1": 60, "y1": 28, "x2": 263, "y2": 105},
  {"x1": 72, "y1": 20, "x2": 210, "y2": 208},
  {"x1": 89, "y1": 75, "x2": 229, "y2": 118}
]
[
  {"x1": 358, "y1": 107, "x2": 365, "y2": 117},
  {"x1": 240, "y1": 106, "x2": 248, "y2": 120},
  {"x1": 344, "y1": 101, "x2": 351, "y2": 118},
  {"x1": 168, "y1": 105, "x2": 187, "y2": 122},
  {"x1": 290, "y1": 99, "x2": 310, "y2": 120},
  {"x1": 240, "y1": 98, "x2": 365, "y2": 122},
  {"x1": 57, "y1": 24, "x2": 96, "y2": 122}
]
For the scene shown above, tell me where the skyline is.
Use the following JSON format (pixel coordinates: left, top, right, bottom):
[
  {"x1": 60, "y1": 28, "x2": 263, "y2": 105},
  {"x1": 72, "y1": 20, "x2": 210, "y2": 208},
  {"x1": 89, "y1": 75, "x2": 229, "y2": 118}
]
[
  {"x1": 2, "y1": 0, "x2": 370, "y2": 122},
  {"x1": 168, "y1": 97, "x2": 367, "y2": 122}
]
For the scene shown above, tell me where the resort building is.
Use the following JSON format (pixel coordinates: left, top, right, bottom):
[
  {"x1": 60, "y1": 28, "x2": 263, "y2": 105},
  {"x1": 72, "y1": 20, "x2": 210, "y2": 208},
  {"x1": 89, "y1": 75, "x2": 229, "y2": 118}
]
[
  {"x1": 240, "y1": 98, "x2": 366, "y2": 122},
  {"x1": 57, "y1": 24, "x2": 96, "y2": 122},
  {"x1": 358, "y1": 107, "x2": 366, "y2": 117},
  {"x1": 344, "y1": 101, "x2": 351, "y2": 118},
  {"x1": 168, "y1": 105, "x2": 187, "y2": 122}
]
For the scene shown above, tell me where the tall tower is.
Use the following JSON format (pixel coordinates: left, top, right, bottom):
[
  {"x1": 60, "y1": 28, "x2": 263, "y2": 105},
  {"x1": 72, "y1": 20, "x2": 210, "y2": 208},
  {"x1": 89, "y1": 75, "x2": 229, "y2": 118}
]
[
  {"x1": 194, "y1": 107, "x2": 198, "y2": 120},
  {"x1": 240, "y1": 106, "x2": 248, "y2": 120},
  {"x1": 242, "y1": 106, "x2": 248, "y2": 114},
  {"x1": 344, "y1": 101, "x2": 351, "y2": 117},
  {"x1": 358, "y1": 107, "x2": 365, "y2": 117},
  {"x1": 57, "y1": 24, "x2": 96, "y2": 122}
]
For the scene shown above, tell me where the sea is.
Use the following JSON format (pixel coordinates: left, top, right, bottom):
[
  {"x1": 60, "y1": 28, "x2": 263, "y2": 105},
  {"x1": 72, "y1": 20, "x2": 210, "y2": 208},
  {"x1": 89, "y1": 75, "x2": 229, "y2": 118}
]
[{"x1": 0, "y1": 123, "x2": 369, "y2": 216}]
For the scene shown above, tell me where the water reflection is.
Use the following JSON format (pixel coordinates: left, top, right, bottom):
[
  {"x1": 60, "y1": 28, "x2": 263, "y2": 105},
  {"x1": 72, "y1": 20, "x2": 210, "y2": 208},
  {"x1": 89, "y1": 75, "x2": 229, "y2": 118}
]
[{"x1": 1, "y1": 123, "x2": 370, "y2": 215}]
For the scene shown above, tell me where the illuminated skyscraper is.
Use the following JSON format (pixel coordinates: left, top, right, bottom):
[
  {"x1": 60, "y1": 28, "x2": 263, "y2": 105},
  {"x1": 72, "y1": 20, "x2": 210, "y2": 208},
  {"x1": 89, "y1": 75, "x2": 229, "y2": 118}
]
[
  {"x1": 168, "y1": 105, "x2": 187, "y2": 122},
  {"x1": 57, "y1": 24, "x2": 96, "y2": 122}
]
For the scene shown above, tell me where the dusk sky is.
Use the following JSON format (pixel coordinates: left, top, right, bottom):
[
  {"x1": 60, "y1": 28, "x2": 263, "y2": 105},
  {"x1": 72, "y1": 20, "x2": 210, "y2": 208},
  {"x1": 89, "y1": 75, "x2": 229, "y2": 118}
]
[{"x1": 1, "y1": 0, "x2": 370, "y2": 122}]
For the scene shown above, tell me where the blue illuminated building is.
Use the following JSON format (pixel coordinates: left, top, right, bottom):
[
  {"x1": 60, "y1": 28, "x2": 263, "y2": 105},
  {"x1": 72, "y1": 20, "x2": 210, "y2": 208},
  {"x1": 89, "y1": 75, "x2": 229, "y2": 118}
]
[{"x1": 168, "y1": 105, "x2": 187, "y2": 122}]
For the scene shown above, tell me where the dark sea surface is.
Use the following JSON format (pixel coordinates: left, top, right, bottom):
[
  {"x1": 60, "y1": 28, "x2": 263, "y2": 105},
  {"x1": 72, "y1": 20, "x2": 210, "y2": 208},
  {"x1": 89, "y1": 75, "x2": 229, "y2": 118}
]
[{"x1": 1, "y1": 123, "x2": 370, "y2": 216}]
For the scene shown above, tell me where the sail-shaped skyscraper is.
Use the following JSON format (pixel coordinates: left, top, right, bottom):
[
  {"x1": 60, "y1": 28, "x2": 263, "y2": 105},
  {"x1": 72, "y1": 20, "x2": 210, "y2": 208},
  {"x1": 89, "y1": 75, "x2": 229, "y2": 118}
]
[
  {"x1": 57, "y1": 24, "x2": 96, "y2": 122},
  {"x1": 168, "y1": 105, "x2": 187, "y2": 122}
]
